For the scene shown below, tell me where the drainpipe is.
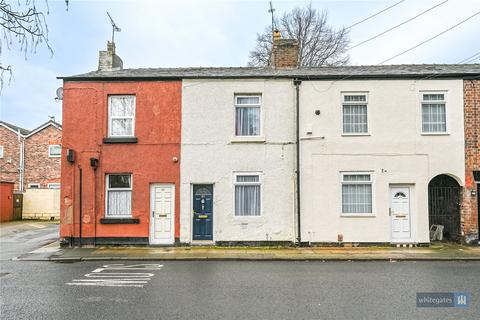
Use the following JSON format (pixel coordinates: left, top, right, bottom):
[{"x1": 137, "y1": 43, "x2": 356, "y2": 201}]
[
  {"x1": 78, "y1": 166, "x2": 83, "y2": 247},
  {"x1": 18, "y1": 130, "x2": 25, "y2": 193},
  {"x1": 294, "y1": 79, "x2": 302, "y2": 245}
]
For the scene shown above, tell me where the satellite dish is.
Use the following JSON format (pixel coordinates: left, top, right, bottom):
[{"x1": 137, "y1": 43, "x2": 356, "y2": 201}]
[{"x1": 56, "y1": 87, "x2": 64, "y2": 100}]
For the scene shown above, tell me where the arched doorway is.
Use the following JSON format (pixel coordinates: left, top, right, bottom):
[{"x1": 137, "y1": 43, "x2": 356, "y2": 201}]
[{"x1": 428, "y1": 175, "x2": 461, "y2": 241}]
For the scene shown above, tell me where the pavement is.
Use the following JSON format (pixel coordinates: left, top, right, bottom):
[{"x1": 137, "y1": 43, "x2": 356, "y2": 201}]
[
  {"x1": 3, "y1": 221, "x2": 480, "y2": 261},
  {"x1": 24, "y1": 242, "x2": 480, "y2": 262}
]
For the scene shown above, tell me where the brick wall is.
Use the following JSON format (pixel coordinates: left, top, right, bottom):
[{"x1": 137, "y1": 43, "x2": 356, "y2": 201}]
[
  {"x1": 0, "y1": 126, "x2": 22, "y2": 191},
  {"x1": 24, "y1": 126, "x2": 62, "y2": 189},
  {"x1": 462, "y1": 79, "x2": 480, "y2": 243}
]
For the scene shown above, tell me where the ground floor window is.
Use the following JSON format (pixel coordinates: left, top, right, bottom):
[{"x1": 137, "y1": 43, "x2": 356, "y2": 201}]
[
  {"x1": 106, "y1": 174, "x2": 132, "y2": 217},
  {"x1": 234, "y1": 173, "x2": 261, "y2": 216},
  {"x1": 28, "y1": 183, "x2": 40, "y2": 189},
  {"x1": 341, "y1": 172, "x2": 373, "y2": 214},
  {"x1": 47, "y1": 183, "x2": 61, "y2": 189}
]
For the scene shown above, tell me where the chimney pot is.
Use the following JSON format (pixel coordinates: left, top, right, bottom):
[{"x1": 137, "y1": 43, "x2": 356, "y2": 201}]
[{"x1": 273, "y1": 30, "x2": 282, "y2": 42}]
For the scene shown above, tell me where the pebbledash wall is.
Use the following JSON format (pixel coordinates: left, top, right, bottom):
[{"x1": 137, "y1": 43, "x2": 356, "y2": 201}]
[
  {"x1": 299, "y1": 79, "x2": 465, "y2": 244},
  {"x1": 60, "y1": 81, "x2": 181, "y2": 244},
  {"x1": 180, "y1": 79, "x2": 296, "y2": 244},
  {"x1": 462, "y1": 79, "x2": 480, "y2": 243}
]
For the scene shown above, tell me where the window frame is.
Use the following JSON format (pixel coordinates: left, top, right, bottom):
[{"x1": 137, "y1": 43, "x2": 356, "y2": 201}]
[
  {"x1": 108, "y1": 95, "x2": 136, "y2": 138},
  {"x1": 47, "y1": 183, "x2": 61, "y2": 189},
  {"x1": 105, "y1": 173, "x2": 133, "y2": 218},
  {"x1": 28, "y1": 183, "x2": 40, "y2": 189},
  {"x1": 0, "y1": 145, "x2": 3, "y2": 158},
  {"x1": 233, "y1": 172, "x2": 263, "y2": 217},
  {"x1": 233, "y1": 94, "x2": 262, "y2": 138},
  {"x1": 339, "y1": 171, "x2": 375, "y2": 217},
  {"x1": 48, "y1": 144, "x2": 61, "y2": 158},
  {"x1": 420, "y1": 91, "x2": 448, "y2": 135},
  {"x1": 341, "y1": 92, "x2": 370, "y2": 136}
]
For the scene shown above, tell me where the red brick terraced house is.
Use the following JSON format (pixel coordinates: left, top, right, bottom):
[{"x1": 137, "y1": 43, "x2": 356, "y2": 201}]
[
  {"x1": 59, "y1": 41, "x2": 480, "y2": 246},
  {"x1": 59, "y1": 43, "x2": 181, "y2": 245},
  {"x1": 0, "y1": 121, "x2": 30, "y2": 192},
  {"x1": 0, "y1": 120, "x2": 62, "y2": 192}
]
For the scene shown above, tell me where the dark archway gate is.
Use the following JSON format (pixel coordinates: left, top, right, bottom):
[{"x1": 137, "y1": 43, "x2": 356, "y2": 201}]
[{"x1": 428, "y1": 175, "x2": 462, "y2": 241}]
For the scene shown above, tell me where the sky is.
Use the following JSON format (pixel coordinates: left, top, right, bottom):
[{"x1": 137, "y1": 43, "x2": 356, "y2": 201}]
[{"x1": 1, "y1": 0, "x2": 479, "y2": 129}]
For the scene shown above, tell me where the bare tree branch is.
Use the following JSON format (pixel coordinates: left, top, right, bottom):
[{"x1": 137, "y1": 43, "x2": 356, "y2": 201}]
[
  {"x1": 248, "y1": 3, "x2": 350, "y2": 67},
  {"x1": 0, "y1": 0, "x2": 70, "y2": 92}
]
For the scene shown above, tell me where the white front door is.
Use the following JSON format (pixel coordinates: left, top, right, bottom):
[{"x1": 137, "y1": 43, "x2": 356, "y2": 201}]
[
  {"x1": 150, "y1": 184, "x2": 175, "y2": 245},
  {"x1": 390, "y1": 186, "x2": 412, "y2": 242}
]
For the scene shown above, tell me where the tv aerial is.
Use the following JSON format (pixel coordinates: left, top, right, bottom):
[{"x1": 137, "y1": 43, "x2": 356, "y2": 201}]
[{"x1": 106, "y1": 11, "x2": 121, "y2": 43}]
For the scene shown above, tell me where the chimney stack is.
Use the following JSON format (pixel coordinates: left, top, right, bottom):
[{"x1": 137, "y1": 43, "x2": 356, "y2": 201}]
[
  {"x1": 271, "y1": 31, "x2": 299, "y2": 69},
  {"x1": 98, "y1": 41, "x2": 123, "y2": 71}
]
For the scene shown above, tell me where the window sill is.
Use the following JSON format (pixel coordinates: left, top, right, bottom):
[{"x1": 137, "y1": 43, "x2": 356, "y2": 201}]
[
  {"x1": 100, "y1": 218, "x2": 140, "y2": 224},
  {"x1": 340, "y1": 214, "x2": 376, "y2": 218},
  {"x1": 103, "y1": 137, "x2": 138, "y2": 144},
  {"x1": 230, "y1": 136, "x2": 266, "y2": 143},
  {"x1": 341, "y1": 133, "x2": 371, "y2": 137},
  {"x1": 420, "y1": 132, "x2": 450, "y2": 136}
]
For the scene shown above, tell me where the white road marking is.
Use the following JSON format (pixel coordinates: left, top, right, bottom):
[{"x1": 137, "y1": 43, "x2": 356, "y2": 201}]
[
  {"x1": 66, "y1": 263, "x2": 163, "y2": 288},
  {"x1": 66, "y1": 283, "x2": 144, "y2": 287}
]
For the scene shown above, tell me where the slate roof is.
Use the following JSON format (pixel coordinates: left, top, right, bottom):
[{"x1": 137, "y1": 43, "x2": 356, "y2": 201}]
[
  {"x1": 0, "y1": 120, "x2": 62, "y2": 137},
  {"x1": 59, "y1": 64, "x2": 480, "y2": 81},
  {"x1": 0, "y1": 121, "x2": 30, "y2": 135},
  {"x1": 26, "y1": 120, "x2": 62, "y2": 137}
]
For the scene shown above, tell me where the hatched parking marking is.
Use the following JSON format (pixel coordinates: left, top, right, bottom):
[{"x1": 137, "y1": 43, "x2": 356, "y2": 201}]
[{"x1": 66, "y1": 263, "x2": 163, "y2": 288}]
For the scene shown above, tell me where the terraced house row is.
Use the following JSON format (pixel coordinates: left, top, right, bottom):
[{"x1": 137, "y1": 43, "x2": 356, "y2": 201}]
[{"x1": 58, "y1": 40, "x2": 480, "y2": 246}]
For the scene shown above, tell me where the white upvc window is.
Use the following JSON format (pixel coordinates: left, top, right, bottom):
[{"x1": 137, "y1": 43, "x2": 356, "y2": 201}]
[
  {"x1": 341, "y1": 172, "x2": 373, "y2": 215},
  {"x1": 108, "y1": 95, "x2": 136, "y2": 137},
  {"x1": 106, "y1": 174, "x2": 132, "y2": 217},
  {"x1": 342, "y1": 93, "x2": 369, "y2": 135},
  {"x1": 235, "y1": 95, "x2": 261, "y2": 137},
  {"x1": 421, "y1": 92, "x2": 447, "y2": 133},
  {"x1": 48, "y1": 145, "x2": 61, "y2": 158},
  {"x1": 28, "y1": 183, "x2": 40, "y2": 189},
  {"x1": 47, "y1": 183, "x2": 61, "y2": 189},
  {"x1": 0, "y1": 146, "x2": 4, "y2": 158},
  {"x1": 234, "y1": 173, "x2": 261, "y2": 216}
]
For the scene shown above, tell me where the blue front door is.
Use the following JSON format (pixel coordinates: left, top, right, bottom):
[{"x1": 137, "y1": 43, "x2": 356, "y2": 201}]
[{"x1": 192, "y1": 184, "x2": 213, "y2": 241}]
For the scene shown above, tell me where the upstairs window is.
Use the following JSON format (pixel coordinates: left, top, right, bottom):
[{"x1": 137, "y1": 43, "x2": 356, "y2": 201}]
[
  {"x1": 106, "y1": 174, "x2": 132, "y2": 217},
  {"x1": 341, "y1": 173, "x2": 373, "y2": 214},
  {"x1": 108, "y1": 95, "x2": 136, "y2": 137},
  {"x1": 342, "y1": 93, "x2": 368, "y2": 134},
  {"x1": 421, "y1": 93, "x2": 446, "y2": 133},
  {"x1": 234, "y1": 173, "x2": 261, "y2": 216},
  {"x1": 48, "y1": 145, "x2": 61, "y2": 158},
  {"x1": 48, "y1": 183, "x2": 61, "y2": 189},
  {"x1": 235, "y1": 95, "x2": 261, "y2": 136},
  {"x1": 0, "y1": 146, "x2": 3, "y2": 158}
]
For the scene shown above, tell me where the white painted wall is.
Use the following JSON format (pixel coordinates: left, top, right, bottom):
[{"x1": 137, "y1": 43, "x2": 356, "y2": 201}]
[
  {"x1": 23, "y1": 189, "x2": 60, "y2": 220},
  {"x1": 299, "y1": 79, "x2": 465, "y2": 243},
  {"x1": 181, "y1": 79, "x2": 296, "y2": 243}
]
